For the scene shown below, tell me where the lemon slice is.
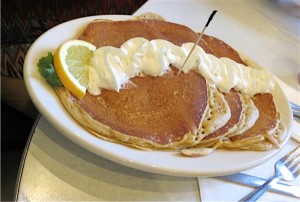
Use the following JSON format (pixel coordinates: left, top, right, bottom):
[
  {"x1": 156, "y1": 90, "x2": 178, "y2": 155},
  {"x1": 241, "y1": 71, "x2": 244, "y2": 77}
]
[{"x1": 54, "y1": 40, "x2": 96, "y2": 99}]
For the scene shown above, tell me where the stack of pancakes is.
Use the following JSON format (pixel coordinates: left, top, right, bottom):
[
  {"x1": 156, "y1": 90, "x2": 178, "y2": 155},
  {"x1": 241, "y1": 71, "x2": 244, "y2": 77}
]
[{"x1": 56, "y1": 16, "x2": 284, "y2": 156}]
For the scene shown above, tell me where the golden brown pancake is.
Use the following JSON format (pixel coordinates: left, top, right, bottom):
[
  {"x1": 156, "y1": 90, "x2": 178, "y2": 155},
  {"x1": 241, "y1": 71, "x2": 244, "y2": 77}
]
[
  {"x1": 201, "y1": 35, "x2": 246, "y2": 65},
  {"x1": 73, "y1": 19, "x2": 211, "y2": 149},
  {"x1": 56, "y1": 17, "x2": 281, "y2": 152},
  {"x1": 220, "y1": 93, "x2": 280, "y2": 150},
  {"x1": 72, "y1": 68, "x2": 208, "y2": 148},
  {"x1": 227, "y1": 94, "x2": 259, "y2": 137},
  {"x1": 78, "y1": 20, "x2": 166, "y2": 47},
  {"x1": 198, "y1": 89, "x2": 243, "y2": 146},
  {"x1": 197, "y1": 85, "x2": 231, "y2": 140}
]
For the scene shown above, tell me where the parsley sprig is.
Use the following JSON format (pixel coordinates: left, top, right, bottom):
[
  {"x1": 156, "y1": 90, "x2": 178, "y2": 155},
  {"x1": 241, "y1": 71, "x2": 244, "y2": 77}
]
[{"x1": 37, "y1": 52, "x2": 63, "y2": 87}]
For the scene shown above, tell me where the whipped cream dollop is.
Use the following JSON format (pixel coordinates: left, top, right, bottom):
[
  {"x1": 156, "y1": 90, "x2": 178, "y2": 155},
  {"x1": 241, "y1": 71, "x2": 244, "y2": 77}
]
[{"x1": 88, "y1": 37, "x2": 275, "y2": 96}]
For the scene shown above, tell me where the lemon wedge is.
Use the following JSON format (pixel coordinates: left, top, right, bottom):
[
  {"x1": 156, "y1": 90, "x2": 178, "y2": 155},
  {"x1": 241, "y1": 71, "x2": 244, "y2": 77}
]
[{"x1": 54, "y1": 40, "x2": 96, "y2": 99}]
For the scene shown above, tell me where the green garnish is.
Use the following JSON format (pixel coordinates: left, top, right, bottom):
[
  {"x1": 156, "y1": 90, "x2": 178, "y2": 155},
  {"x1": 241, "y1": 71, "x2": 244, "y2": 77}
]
[{"x1": 37, "y1": 52, "x2": 63, "y2": 87}]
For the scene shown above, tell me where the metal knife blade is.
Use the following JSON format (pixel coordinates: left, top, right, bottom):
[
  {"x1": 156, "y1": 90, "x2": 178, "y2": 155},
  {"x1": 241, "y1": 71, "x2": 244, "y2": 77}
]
[{"x1": 215, "y1": 173, "x2": 300, "y2": 198}]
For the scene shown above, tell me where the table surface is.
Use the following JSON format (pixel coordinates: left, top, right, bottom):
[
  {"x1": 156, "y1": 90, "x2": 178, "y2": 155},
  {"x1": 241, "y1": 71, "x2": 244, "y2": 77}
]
[
  {"x1": 15, "y1": 116, "x2": 200, "y2": 201},
  {"x1": 16, "y1": 0, "x2": 300, "y2": 201}
]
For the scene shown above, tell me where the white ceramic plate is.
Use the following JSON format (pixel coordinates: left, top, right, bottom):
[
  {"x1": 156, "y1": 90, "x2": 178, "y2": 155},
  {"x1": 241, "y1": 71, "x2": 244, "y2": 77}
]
[{"x1": 24, "y1": 15, "x2": 293, "y2": 177}]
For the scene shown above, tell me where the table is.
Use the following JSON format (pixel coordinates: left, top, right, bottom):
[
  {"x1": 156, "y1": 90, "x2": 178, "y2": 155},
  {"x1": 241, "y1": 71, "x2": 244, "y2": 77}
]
[
  {"x1": 16, "y1": 0, "x2": 300, "y2": 201},
  {"x1": 15, "y1": 116, "x2": 200, "y2": 201}
]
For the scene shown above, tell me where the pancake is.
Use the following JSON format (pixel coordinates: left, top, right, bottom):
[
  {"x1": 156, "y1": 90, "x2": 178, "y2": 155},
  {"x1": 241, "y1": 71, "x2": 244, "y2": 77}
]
[
  {"x1": 227, "y1": 94, "x2": 259, "y2": 137},
  {"x1": 198, "y1": 85, "x2": 231, "y2": 140},
  {"x1": 198, "y1": 89, "x2": 244, "y2": 147},
  {"x1": 57, "y1": 67, "x2": 208, "y2": 149},
  {"x1": 220, "y1": 93, "x2": 281, "y2": 150},
  {"x1": 179, "y1": 89, "x2": 245, "y2": 156},
  {"x1": 74, "y1": 19, "x2": 213, "y2": 149},
  {"x1": 78, "y1": 20, "x2": 167, "y2": 48},
  {"x1": 55, "y1": 17, "x2": 282, "y2": 153}
]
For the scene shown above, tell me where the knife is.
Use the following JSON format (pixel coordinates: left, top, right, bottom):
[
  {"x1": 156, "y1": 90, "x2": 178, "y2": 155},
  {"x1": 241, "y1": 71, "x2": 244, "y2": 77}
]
[{"x1": 214, "y1": 173, "x2": 300, "y2": 198}]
